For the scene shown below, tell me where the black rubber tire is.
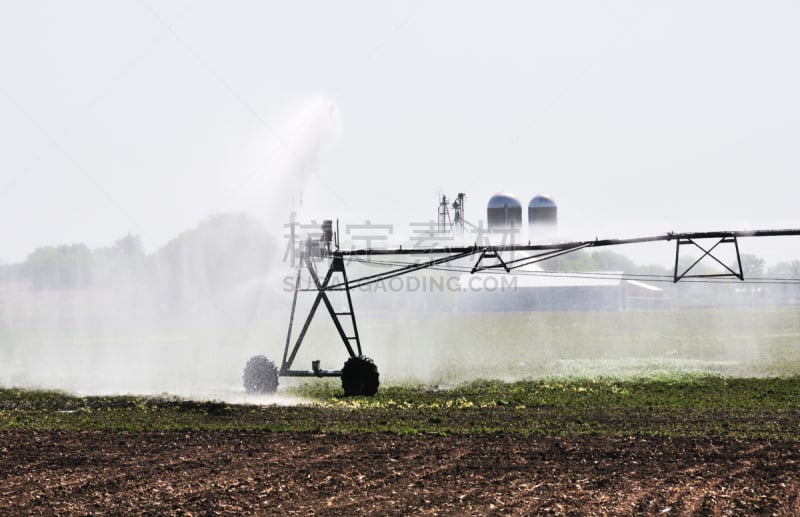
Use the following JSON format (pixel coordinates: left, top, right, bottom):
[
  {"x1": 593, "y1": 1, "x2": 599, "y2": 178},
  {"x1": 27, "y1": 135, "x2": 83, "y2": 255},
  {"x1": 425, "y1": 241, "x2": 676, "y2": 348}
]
[
  {"x1": 242, "y1": 355, "x2": 279, "y2": 394},
  {"x1": 341, "y1": 355, "x2": 380, "y2": 396}
]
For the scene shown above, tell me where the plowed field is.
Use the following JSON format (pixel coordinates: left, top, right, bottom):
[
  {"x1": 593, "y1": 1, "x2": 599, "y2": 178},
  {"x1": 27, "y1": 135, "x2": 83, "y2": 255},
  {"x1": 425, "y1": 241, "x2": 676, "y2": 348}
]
[{"x1": 2, "y1": 430, "x2": 799, "y2": 515}]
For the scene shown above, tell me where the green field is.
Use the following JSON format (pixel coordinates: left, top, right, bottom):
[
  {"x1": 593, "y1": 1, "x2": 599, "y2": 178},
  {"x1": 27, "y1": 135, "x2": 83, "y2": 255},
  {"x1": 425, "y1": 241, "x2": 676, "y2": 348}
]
[
  {"x1": 2, "y1": 376, "x2": 799, "y2": 440},
  {"x1": 345, "y1": 306, "x2": 800, "y2": 383},
  {"x1": 3, "y1": 304, "x2": 800, "y2": 393},
  {"x1": 3, "y1": 306, "x2": 800, "y2": 440}
]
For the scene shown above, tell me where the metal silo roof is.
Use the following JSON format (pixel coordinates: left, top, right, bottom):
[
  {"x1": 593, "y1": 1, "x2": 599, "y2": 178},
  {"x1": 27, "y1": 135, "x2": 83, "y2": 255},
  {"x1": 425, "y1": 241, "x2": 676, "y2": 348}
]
[
  {"x1": 487, "y1": 192, "x2": 521, "y2": 208},
  {"x1": 529, "y1": 195, "x2": 557, "y2": 208}
]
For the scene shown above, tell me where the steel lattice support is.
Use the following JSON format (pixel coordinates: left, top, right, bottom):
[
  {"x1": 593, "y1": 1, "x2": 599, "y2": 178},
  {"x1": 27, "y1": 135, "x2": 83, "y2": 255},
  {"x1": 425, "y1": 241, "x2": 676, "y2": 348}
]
[
  {"x1": 672, "y1": 234, "x2": 743, "y2": 282},
  {"x1": 280, "y1": 253, "x2": 361, "y2": 378}
]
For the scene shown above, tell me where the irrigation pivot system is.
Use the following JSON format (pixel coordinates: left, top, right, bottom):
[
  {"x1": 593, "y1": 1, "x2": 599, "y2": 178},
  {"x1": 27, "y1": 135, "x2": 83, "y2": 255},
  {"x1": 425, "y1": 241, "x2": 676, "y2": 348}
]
[{"x1": 242, "y1": 223, "x2": 800, "y2": 396}]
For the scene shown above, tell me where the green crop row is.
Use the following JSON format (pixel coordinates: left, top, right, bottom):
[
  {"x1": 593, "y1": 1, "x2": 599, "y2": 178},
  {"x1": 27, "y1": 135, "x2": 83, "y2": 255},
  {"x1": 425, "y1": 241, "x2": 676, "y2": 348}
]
[{"x1": 2, "y1": 376, "x2": 800, "y2": 439}]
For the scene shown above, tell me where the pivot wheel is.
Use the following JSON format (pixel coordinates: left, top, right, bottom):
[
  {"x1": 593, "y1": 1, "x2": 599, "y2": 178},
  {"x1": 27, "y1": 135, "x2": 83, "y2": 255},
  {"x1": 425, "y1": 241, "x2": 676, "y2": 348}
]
[
  {"x1": 242, "y1": 355, "x2": 279, "y2": 394},
  {"x1": 341, "y1": 355, "x2": 379, "y2": 396}
]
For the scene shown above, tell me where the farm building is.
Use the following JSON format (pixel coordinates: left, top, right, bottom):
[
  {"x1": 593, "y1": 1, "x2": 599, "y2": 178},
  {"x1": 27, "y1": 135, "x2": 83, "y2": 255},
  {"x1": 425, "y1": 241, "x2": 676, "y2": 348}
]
[
  {"x1": 455, "y1": 267, "x2": 666, "y2": 312},
  {"x1": 352, "y1": 260, "x2": 666, "y2": 313}
]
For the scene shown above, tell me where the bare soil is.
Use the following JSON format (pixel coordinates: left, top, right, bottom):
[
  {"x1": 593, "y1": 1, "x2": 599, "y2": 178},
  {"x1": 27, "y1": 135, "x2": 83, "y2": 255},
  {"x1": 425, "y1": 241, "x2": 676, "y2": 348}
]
[{"x1": 2, "y1": 431, "x2": 799, "y2": 515}]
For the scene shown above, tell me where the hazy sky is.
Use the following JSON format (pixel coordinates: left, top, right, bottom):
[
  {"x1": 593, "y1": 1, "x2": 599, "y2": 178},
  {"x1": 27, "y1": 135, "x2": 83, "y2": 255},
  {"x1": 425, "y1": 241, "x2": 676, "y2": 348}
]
[{"x1": 1, "y1": 1, "x2": 799, "y2": 265}]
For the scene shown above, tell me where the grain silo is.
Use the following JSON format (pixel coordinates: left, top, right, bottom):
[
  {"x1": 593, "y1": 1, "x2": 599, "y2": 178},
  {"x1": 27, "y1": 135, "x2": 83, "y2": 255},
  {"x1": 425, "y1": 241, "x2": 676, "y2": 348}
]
[{"x1": 487, "y1": 193, "x2": 522, "y2": 230}]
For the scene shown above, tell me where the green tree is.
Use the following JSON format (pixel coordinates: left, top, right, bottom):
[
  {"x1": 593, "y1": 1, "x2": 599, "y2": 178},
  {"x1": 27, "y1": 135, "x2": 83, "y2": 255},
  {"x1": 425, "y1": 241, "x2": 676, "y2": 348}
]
[
  {"x1": 22, "y1": 244, "x2": 93, "y2": 290},
  {"x1": 740, "y1": 254, "x2": 766, "y2": 278},
  {"x1": 92, "y1": 234, "x2": 146, "y2": 287},
  {"x1": 546, "y1": 249, "x2": 668, "y2": 276},
  {"x1": 152, "y1": 213, "x2": 276, "y2": 308}
]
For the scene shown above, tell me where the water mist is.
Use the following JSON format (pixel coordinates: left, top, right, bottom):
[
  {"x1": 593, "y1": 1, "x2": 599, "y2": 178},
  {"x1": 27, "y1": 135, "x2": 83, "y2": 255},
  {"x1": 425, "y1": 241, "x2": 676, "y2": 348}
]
[{"x1": 0, "y1": 96, "x2": 343, "y2": 403}]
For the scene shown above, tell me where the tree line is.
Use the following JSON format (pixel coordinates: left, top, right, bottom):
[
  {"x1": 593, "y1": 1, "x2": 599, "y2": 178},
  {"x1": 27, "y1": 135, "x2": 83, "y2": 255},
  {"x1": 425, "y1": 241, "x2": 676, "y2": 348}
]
[{"x1": 0, "y1": 214, "x2": 277, "y2": 295}]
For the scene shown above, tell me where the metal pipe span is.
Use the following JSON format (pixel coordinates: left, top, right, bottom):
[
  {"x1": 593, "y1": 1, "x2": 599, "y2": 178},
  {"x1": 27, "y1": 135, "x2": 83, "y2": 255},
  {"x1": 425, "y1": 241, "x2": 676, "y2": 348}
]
[{"x1": 335, "y1": 228, "x2": 800, "y2": 257}]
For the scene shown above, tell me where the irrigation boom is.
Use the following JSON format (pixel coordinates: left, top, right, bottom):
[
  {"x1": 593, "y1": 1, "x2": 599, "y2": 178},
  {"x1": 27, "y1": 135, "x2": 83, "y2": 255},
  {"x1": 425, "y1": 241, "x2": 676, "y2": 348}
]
[{"x1": 241, "y1": 226, "x2": 800, "y2": 396}]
